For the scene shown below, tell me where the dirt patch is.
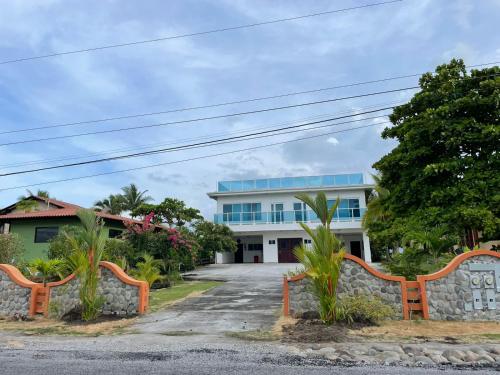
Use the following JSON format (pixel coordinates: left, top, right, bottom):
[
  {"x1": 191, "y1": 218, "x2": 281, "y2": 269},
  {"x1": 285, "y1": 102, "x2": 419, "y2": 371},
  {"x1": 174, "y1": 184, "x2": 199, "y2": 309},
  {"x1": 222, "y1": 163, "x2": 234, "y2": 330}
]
[
  {"x1": 356, "y1": 320, "x2": 500, "y2": 343},
  {"x1": 281, "y1": 319, "x2": 371, "y2": 343},
  {"x1": 0, "y1": 315, "x2": 137, "y2": 336}
]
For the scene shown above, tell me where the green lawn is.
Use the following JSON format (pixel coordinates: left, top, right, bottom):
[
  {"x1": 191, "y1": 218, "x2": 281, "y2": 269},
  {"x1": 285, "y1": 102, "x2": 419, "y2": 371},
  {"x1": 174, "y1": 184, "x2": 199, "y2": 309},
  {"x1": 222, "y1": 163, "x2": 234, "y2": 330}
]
[{"x1": 148, "y1": 281, "x2": 222, "y2": 312}]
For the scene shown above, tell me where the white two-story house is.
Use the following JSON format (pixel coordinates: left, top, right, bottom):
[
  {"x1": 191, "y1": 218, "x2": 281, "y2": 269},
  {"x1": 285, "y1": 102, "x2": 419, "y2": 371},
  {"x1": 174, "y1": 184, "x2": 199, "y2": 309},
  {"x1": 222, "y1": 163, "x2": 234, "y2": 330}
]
[{"x1": 208, "y1": 173, "x2": 373, "y2": 264}]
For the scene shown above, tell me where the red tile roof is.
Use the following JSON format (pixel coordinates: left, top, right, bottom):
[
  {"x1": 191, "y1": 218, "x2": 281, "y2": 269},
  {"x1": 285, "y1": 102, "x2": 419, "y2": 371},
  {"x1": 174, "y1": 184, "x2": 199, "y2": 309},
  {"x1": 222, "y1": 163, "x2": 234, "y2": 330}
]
[{"x1": 0, "y1": 196, "x2": 143, "y2": 225}]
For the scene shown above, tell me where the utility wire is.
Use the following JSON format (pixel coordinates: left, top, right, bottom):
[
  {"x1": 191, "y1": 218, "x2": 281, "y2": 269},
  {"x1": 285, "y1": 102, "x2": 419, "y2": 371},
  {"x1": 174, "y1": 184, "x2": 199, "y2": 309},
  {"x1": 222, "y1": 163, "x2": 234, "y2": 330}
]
[
  {"x1": 0, "y1": 109, "x2": 391, "y2": 177},
  {"x1": 1, "y1": 61, "x2": 497, "y2": 136},
  {"x1": 0, "y1": 1, "x2": 403, "y2": 65},
  {"x1": 0, "y1": 99, "x2": 406, "y2": 170},
  {"x1": 0, "y1": 86, "x2": 417, "y2": 147},
  {"x1": 0, "y1": 123, "x2": 382, "y2": 192}
]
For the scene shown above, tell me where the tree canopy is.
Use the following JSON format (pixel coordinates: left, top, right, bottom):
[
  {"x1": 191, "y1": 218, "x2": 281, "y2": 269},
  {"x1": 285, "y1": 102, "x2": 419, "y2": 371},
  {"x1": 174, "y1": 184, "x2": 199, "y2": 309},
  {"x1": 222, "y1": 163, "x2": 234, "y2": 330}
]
[
  {"x1": 368, "y1": 59, "x2": 499, "y2": 248},
  {"x1": 132, "y1": 198, "x2": 202, "y2": 227}
]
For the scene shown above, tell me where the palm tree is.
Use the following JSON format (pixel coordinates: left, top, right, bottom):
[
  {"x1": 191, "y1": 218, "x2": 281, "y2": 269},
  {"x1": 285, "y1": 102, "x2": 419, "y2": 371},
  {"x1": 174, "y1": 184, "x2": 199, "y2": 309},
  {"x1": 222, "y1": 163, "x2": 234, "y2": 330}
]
[
  {"x1": 28, "y1": 259, "x2": 64, "y2": 285},
  {"x1": 293, "y1": 192, "x2": 346, "y2": 324},
  {"x1": 120, "y1": 184, "x2": 153, "y2": 214},
  {"x1": 131, "y1": 253, "x2": 162, "y2": 287},
  {"x1": 362, "y1": 174, "x2": 390, "y2": 229},
  {"x1": 16, "y1": 189, "x2": 53, "y2": 212},
  {"x1": 94, "y1": 194, "x2": 124, "y2": 215},
  {"x1": 65, "y1": 209, "x2": 107, "y2": 321}
]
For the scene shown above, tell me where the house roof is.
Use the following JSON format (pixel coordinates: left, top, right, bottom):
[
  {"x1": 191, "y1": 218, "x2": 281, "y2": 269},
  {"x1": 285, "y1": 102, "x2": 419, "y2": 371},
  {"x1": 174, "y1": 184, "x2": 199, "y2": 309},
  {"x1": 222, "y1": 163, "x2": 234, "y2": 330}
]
[{"x1": 0, "y1": 196, "x2": 143, "y2": 225}]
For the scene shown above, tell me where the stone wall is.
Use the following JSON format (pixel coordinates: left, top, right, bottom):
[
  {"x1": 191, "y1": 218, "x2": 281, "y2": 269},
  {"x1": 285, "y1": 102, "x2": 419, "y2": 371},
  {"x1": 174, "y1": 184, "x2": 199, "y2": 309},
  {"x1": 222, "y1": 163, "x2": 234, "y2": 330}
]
[
  {"x1": 0, "y1": 269, "x2": 32, "y2": 317},
  {"x1": 421, "y1": 254, "x2": 500, "y2": 321},
  {"x1": 287, "y1": 256, "x2": 404, "y2": 319},
  {"x1": 48, "y1": 265, "x2": 143, "y2": 318}
]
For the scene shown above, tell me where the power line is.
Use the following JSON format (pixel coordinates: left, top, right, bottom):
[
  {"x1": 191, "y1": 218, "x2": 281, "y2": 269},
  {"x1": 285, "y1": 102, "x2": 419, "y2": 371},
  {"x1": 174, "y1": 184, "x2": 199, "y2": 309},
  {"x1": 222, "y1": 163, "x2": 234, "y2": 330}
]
[
  {"x1": 1, "y1": 61, "x2": 497, "y2": 136},
  {"x1": 0, "y1": 123, "x2": 383, "y2": 192},
  {"x1": 0, "y1": 1, "x2": 403, "y2": 65},
  {"x1": 0, "y1": 109, "x2": 391, "y2": 176},
  {"x1": 0, "y1": 99, "x2": 406, "y2": 170},
  {"x1": 0, "y1": 86, "x2": 417, "y2": 147}
]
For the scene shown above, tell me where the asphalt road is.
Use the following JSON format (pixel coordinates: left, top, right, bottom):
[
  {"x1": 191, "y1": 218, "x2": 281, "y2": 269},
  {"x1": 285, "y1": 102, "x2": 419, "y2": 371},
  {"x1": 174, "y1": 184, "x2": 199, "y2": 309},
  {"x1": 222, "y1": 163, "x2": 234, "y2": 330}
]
[{"x1": 0, "y1": 346, "x2": 496, "y2": 375}]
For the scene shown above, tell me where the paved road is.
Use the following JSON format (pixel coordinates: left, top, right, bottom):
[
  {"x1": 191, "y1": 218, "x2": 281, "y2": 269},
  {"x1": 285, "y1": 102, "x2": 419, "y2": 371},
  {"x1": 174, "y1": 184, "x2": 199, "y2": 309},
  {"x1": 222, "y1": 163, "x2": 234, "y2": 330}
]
[
  {"x1": 136, "y1": 263, "x2": 297, "y2": 335},
  {"x1": 0, "y1": 344, "x2": 495, "y2": 375}
]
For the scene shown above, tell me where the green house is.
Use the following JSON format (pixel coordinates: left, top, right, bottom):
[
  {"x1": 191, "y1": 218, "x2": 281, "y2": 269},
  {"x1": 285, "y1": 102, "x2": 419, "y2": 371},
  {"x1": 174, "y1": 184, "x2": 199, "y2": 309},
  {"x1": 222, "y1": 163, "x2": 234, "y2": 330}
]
[{"x1": 0, "y1": 196, "x2": 138, "y2": 260}]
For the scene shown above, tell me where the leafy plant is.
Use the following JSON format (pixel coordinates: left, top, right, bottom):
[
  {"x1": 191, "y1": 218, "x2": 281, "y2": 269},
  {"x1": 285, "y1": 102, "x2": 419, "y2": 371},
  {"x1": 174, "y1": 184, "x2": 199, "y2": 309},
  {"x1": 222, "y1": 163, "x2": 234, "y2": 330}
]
[
  {"x1": 65, "y1": 209, "x2": 107, "y2": 321},
  {"x1": 0, "y1": 233, "x2": 24, "y2": 264},
  {"x1": 27, "y1": 259, "x2": 64, "y2": 285},
  {"x1": 336, "y1": 295, "x2": 395, "y2": 325},
  {"x1": 103, "y1": 238, "x2": 135, "y2": 265},
  {"x1": 120, "y1": 183, "x2": 153, "y2": 214},
  {"x1": 47, "y1": 225, "x2": 82, "y2": 259},
  {"x1": 194, "y1": 220, "x2": 236, "y2": 262},
  {"x1": 93, "y1": 194, "x2": 125, "y2": 215},
  {"x1": 131, "y1": 253, "x2": 162, "y2": 287},
  {"x1": 293, "y1": 192, "x2": 345, "y2": 325}
]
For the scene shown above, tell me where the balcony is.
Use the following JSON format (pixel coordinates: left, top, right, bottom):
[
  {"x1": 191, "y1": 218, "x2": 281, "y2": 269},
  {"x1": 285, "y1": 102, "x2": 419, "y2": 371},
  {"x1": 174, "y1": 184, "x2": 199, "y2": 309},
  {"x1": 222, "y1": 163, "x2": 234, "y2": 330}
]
[
  {"x1": 214, "y1": 208, "x2": 366, "y2": 225},
  {"x1": 216, "y1": 173, "x2": 364, "y2": 193}
]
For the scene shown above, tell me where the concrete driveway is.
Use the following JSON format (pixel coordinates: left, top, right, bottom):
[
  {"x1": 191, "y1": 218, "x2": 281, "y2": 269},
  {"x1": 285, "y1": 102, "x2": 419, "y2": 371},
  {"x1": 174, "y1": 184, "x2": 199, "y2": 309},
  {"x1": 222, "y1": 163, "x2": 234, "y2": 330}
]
[{"x1": 135, "y1": 264, "x2": 299, "y2": 336}]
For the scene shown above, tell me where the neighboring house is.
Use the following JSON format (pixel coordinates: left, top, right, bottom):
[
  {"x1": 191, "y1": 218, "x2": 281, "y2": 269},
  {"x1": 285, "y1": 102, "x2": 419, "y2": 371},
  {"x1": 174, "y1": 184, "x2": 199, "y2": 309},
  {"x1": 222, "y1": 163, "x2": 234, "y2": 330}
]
[
  {"x1": 208, "y1": 173, "x2": 373, "y2": 264},
  {"x1": 0, "y1": 196, "x2": 138, "y2": 260}
]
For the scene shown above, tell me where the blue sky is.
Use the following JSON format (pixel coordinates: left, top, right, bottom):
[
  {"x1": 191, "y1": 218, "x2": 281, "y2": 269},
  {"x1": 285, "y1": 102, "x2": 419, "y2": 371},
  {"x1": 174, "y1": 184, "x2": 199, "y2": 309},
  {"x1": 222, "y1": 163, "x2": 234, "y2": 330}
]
[{"x1": 0, "y1": 0, "x2": 499, "y2": 217}]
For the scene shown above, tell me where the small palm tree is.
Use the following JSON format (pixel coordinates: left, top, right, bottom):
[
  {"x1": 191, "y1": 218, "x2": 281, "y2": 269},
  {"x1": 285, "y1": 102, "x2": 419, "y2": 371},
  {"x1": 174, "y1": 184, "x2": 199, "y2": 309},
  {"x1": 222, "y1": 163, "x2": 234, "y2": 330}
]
[
  {"x1": 132, "y1": 253, "x2": 162, "y2": 287},
  {"x1": 65, "y1": 209, "x2": 107, "y2": 321},
  {"x1": 403, "y1": 226, "x2": 458, "y2": 263},
  {"x1": 121, "y1": 184, "x2": 153, "y2": 214},
  {"x1": 94, "y1": 194, "x2": 125, "y2": 215},
  {"x1": 293, "y1": 192, "x2": 346, "y2": 324}
]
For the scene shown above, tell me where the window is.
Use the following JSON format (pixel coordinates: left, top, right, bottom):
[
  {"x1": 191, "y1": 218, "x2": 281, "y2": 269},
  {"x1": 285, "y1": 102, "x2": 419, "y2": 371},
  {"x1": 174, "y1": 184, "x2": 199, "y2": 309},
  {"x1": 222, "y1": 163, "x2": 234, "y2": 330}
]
[
  {"x1": 327, "y1": 198, "x2": 361, "y2": 220},
  {"x1": 271, "y1": 203, "x2": 284, "y2": 223},
  {"x1": 34, "y1": 227, "x2": 59, "y2": 243},
  {"x1": 293, "y1": 202, "x2": 307, "y2": 222},
  {"x1": 109, "y1": 229, "x2": 123, "y2": 238},
  {"x1": 248, "y1": 243, "x2": 263, "y2": 251},
  {"x1": 269, "y1": 240, "x2": 276, "y2": 245},
  {"x1": 304, "y1": 239, "x2": 312, "y2": 244},
  {"x1": 222, "y1": 203, "x2": 261, "y2": 222}
]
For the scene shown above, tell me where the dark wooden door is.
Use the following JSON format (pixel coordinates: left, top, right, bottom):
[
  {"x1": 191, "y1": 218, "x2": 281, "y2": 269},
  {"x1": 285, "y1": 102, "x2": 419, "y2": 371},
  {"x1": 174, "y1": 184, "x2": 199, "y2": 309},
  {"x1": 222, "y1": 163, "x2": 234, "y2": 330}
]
[
  {"x1": 278, "y1": 238, "x2": 302, "y2": 263},
  {"x1": 350, "y1": 241, "x2": 362, "y2": 258},
  {"x1": 235, "y1": 243, "x2": 244, "y2": 263}
]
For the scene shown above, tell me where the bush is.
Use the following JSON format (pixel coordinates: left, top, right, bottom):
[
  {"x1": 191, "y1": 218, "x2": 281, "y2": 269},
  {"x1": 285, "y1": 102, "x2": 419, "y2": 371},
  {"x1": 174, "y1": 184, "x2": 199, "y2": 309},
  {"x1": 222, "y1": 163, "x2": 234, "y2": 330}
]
[
  {"x1": 47, "y1": 226, "x2": 81, "y2": 259},
  {"x1": 337, "y1": 295, "x2": 395, "y2": 325},
  {"x1": 0, "y1": 233, "x2": 24, "y2": 264},
  {"x1": 384, "y1": 246, "x2": 455, "y2": 280},
  {"x1": 103, "y1": 238, "x2": 135, "y2": 265}
]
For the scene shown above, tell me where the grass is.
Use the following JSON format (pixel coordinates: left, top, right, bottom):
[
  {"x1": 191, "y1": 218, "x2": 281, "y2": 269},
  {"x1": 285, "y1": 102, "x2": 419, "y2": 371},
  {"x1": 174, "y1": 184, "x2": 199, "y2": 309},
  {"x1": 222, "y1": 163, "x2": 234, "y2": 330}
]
[{"x1": 149, "y1": 280, "x2": 222, "y2": 312}]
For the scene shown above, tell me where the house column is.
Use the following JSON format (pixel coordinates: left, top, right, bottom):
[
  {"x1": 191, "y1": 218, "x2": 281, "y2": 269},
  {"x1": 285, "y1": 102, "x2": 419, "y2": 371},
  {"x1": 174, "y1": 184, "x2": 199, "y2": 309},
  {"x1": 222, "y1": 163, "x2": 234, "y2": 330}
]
[{"x1": 362, "y1": 231, "x2": 372, "y2": 263}]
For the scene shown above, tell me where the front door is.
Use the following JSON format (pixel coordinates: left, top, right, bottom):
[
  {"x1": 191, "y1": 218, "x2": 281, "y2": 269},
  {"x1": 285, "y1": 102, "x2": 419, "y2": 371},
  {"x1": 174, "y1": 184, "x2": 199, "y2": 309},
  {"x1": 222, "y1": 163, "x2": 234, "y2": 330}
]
[
  {"x1": 278, "y1": 238, "x2": 302, "y2": 263},
  {"x1": 235, "y1": 243, "x2": 244, "y2": 263},
  {"x1": 350, "y1": 240, "x2": 362, "y2": 258}
]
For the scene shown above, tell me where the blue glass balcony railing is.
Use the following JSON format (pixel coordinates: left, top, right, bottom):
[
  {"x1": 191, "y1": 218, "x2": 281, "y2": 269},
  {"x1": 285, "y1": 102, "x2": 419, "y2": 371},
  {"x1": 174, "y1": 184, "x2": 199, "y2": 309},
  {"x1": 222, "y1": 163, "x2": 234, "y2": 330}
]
[
  {"x1": 217, "y1": 173, "x2": 364, "y2": 192},
  {"x1": 213, "y1": 208, "x2": 366, "y2": 225}
]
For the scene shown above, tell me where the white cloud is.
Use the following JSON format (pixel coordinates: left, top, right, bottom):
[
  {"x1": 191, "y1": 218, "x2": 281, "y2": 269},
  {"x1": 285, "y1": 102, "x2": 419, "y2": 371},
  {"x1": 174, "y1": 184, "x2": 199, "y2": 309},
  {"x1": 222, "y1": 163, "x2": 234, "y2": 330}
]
[{"x1": 326, "y1": 137, "x2": 339, "y2": 145}]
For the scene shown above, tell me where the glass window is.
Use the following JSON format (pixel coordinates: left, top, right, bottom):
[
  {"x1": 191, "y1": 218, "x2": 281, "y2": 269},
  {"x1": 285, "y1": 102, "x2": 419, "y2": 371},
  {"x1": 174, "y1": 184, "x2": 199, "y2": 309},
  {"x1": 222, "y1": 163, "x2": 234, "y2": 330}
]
[
  {"x1": 34, "y1": 227, "x2": 59, "y2": 243},
  {"x1": 349, "y1": 173, "x2": 364, "y2": 184},
  {"x1": 294, "y1": 202, "x2": 306, "y2": 221},
  {"x1": 229, "y1": 181, "x2": 242, "y2": 191},
  {"x1": 223, "y1": 205, "x2": 232, "y2": 213},
  {"x1": 109, "y1": 229, "x2": 123, "y2": 238},
  {"x1": 218, "y1": 181, "x2": 230, "y2": 192}
]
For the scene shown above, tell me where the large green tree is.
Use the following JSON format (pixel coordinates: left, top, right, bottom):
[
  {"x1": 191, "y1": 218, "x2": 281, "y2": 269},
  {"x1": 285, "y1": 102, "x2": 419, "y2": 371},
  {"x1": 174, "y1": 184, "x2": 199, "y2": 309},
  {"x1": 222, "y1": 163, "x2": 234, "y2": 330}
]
[
  {"x1": 120, "y1": 183, "x2": 153, "y2": 213},
  {"x1": 369, "y1": 59, "x2": 499, "y2": 248},
  {"x1": 193, "y1": 220, "x2": 237, "y2": 261},
  {"x1": 132, "y1": 198, "x2": 202, "y2": 227}
]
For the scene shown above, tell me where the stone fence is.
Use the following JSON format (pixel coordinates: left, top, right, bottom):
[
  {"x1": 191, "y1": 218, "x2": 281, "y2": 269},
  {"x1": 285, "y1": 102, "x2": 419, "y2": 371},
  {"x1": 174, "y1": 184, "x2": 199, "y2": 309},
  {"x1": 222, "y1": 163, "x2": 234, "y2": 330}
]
[
  {"x1": 0, "y1": 261, "x2": 149, "y2": 319},
  {"x1": 283, "y1": 250, "x2": 500, "y2": 321}
]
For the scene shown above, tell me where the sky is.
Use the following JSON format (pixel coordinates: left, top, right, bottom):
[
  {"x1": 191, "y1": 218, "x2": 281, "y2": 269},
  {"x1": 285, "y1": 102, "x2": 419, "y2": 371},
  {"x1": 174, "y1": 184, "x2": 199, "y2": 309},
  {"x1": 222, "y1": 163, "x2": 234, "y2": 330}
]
[{"x1": 0, "y1": 0, "x2": 499, "y2": 218}]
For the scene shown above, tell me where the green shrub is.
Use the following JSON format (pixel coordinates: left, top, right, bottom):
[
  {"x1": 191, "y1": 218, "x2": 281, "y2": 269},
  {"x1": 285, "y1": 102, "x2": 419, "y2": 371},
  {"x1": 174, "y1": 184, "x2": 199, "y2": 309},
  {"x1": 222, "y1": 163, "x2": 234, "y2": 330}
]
[
  {"x1": 0, "y1": 233, "x2": 24, "y2": 264},
  {"x1": 27, "y1": 258, "x2": 65, "y2": 285},
  {"x1": 337, "y1": 295, "x2": 395, "y2": 325},
  {"x1": 131, "y1": 253, "x2": 162, "y2": 287},
  {"x1": 103, "y1": 238, "x2": 135, "y2": 265},
  {"x1": 47, "y1": 226, "x2": 81, "y2": 259}
]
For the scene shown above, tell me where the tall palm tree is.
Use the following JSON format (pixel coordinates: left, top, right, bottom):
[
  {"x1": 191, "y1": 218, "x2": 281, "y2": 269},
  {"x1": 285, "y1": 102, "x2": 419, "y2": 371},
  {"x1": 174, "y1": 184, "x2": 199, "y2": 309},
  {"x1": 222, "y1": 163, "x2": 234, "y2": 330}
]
[
  {"x1": 120, "y1": 184, "x2": 153, "y2": 213},
  {"x1": 93, "y1": 194, "x2": 124, "y2": 215}
]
